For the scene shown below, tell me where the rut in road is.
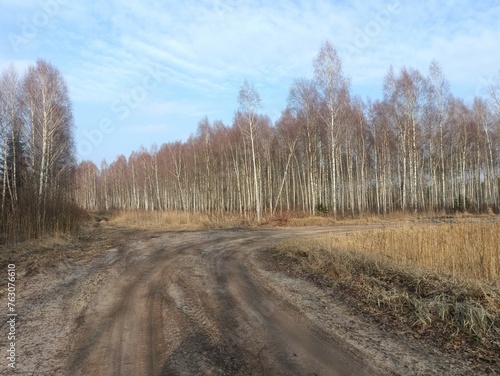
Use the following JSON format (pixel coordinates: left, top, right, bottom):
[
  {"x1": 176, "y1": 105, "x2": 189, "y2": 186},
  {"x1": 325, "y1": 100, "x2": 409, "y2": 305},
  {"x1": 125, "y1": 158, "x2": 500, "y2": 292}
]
[{"x1": 66, "y1": 229, "x2": 379, "y2": 376}]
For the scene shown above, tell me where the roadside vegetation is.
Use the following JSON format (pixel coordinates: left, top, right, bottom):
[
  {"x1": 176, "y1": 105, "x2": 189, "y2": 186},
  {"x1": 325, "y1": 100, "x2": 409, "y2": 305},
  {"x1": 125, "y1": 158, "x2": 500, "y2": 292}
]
[
  {"x1": 109, "y1": 209, "x2": 251, "y2": 230},
  {"x1": 317, "y1": 221, "x2": 499, "y2": 282},
  {"x1": 269, "y1": 220, "x2": 500, "y2": 371},
  {"x1": 0, "y1": 61, "x2": 83, "y2": 244},
  {"x1": 93, "y1": 208, "x2": 464, "y2": 230}
]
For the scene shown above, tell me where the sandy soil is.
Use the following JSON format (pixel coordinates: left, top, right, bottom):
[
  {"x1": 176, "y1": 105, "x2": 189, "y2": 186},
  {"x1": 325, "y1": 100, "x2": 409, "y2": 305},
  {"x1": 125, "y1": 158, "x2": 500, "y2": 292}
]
[{"x1": 0, "y1": 225, "x2": 484, "y2": 375}]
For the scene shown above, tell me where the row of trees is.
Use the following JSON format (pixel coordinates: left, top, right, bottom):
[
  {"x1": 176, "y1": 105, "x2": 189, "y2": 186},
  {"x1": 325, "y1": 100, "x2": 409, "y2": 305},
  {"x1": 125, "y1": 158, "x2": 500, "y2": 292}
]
[
  {"x1": 0, "y1": 60, "x2": 79, "y2": 242},
  {"x1": 75, "y1": 42, "x2": 500, "y2": 218}
]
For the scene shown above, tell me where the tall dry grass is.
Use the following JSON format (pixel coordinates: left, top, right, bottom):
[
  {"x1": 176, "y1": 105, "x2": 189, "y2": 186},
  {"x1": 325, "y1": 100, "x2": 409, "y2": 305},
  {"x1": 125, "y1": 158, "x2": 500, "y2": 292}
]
[
  {"x1": 110, "y1": 210, "x2": 251, "y2": 231},
  {"x1": 320, "y1": 221, "x2": 499, "y2": 282},
  {"x1": 271, "y1": 221, "x2": 500, "y2": 360}
]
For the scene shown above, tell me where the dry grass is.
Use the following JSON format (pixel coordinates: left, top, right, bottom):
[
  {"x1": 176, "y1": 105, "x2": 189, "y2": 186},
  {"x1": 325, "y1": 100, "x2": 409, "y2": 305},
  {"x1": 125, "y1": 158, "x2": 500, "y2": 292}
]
[
  {"x1": 263, "y1": 209, "x2": 488, "y2": 227},
  {"x1": 270, "y1": 220, "x2": 500, "y2": 367},
  {"x1": 110, "y1": 210, "x2": 398, "y2": 229},
  {"x1": 320, "y1": 221, "x2": 500, "y2": 282},
  {"x1": 98, "y1": 209, "x2": 495, "y2": 231},
  {"x1": 108, "y1": 210, "x2": 339, "y2": 230},
  {"x1": 110, "y1": 210, "x2": 252, "y2": 231}
]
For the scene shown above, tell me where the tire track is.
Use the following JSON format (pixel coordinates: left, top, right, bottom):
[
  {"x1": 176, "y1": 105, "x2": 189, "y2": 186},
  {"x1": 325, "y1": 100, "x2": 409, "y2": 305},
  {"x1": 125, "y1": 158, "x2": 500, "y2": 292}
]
[
  {"x1": 66, "y1": 241, "x2": 199, "y2": 375},
  {"x1": 48, "y1": 226, "x2": 468, "y2": 375}
]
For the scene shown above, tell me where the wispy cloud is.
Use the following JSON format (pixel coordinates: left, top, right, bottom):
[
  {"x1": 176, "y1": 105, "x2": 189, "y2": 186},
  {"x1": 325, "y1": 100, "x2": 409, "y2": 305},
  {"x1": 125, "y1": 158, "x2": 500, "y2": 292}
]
[{"x1": 1, "y1": 0, "x2": 498, "y2": 163}]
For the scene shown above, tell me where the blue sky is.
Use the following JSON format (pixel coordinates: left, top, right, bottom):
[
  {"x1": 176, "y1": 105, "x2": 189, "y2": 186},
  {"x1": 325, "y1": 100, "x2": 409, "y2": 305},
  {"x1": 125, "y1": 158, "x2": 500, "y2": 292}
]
[{"x1": 1, "y1": 0, "x2": 499, "y2": 165}]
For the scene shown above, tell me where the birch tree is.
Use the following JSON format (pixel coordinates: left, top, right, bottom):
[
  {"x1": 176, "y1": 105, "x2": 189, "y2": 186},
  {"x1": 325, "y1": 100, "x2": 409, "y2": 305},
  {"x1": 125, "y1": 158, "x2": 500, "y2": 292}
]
[
  {"x1": 313, "y1": 41, "x2": 350, "y2": 217},
  {"x1": 428, "y1": 60, "x2": 451, "y2": 210},
  {"x1": 0, "y1": 65, "x2": 25, "y2": 219},
  {"x1": 73, "y1": 50, "x2": 500, "y2": 218},
  {"x1": 288, "y1": 79, "x2": 322, "y2": 214},
  {"x1": 237, "y1": 80, "x2": 263, "y2": 221},
  {"x1": 0, "y1": 61, "x2": 78, "y2": 241},
  {"x1": 23, "y1": 60, "x2": 75, "y2": 229}
]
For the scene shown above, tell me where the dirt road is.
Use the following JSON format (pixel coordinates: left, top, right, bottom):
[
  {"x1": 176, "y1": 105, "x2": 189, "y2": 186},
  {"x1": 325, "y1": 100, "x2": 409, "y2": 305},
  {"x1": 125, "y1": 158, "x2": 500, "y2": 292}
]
[{"x1": 1, "y1": 226, "x2": 476, "y2": 375}]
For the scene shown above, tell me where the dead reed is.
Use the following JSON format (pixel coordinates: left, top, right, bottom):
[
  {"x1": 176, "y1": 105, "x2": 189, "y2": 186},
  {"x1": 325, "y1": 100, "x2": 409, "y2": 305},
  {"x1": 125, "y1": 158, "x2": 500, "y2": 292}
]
[{"x1": 321, "y1": 221, "x2": 499, "y2": 282}]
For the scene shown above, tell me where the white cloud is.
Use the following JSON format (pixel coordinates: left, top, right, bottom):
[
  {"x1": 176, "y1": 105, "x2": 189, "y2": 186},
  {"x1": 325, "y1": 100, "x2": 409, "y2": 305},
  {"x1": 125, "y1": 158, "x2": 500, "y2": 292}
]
[
  {"x1": 3, "y1": 0, "x2": 499, "y2": 101},
  {"x1": 1, "y1": 0, "x2": 498, "y2": 163}
]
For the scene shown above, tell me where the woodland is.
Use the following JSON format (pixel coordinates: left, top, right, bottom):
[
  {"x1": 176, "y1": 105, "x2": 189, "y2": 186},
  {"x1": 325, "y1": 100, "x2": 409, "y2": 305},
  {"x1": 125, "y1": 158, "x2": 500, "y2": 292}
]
[
  {"x1": 1, "y1": 42, "x2": 500, "y2": 241},
  {"x1": 0, "y1": 60, "x2": 78, "y2": 241}
]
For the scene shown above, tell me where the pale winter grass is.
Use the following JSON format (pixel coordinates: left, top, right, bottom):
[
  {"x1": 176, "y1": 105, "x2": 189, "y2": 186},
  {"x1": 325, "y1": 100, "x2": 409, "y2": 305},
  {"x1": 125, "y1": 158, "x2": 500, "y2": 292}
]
[
  {"x1": 320, "y1": 221, "x2": 500, "y2": 282},
  {"x1": 272, "y1": 220, "x2": 500, "y2": 362},
  {"x1": 111, "y1": 210, "x2": 251, "y2": 231}
]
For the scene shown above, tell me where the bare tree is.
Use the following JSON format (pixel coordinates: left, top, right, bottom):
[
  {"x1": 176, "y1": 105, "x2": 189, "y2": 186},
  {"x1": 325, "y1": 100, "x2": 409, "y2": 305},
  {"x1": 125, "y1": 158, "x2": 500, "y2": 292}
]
[
  {"x1": 74, "y1": 50, "x2": 500, "y2": 219},
  {"x1": 0, "y1": 65, "x2": 25, "y2": 219},
  {"x1": 384, "y1": 66, "x2": 429, "y2": 211},
  {"x1": 272, "y1": 109, "x2": 299, "y2": 215},
  {"x1": 288, "y1": 79, "x2": 322, "y2": 214},
  {"x1": 428, "y1": 60, "x2": 451, "y2": 210},
  {"x1": 75, "y1": 161, "x2": 98, "y2": 210},
  {"x1": 0, "y1": 60, "x2": 79, "y2": 241},
  {"x1": 23, "y1": 60, "x2": 75, "y2": 230},
  {"x1": 490, "y1": 70, "x2": 500, "y2": 115},
  {"x1": 237, "y1": 80, "x2": 263, "y2": 221},
  {"x1": 313, "y1": 41, "x2": 350, "y2": 217}
]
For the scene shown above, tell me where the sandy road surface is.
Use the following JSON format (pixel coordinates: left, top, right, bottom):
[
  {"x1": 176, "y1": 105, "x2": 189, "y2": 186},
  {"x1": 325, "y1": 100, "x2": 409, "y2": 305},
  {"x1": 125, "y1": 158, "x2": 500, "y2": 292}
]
[{"x1": 1, "y1": 226, "x2": 476, "y2": 375}]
